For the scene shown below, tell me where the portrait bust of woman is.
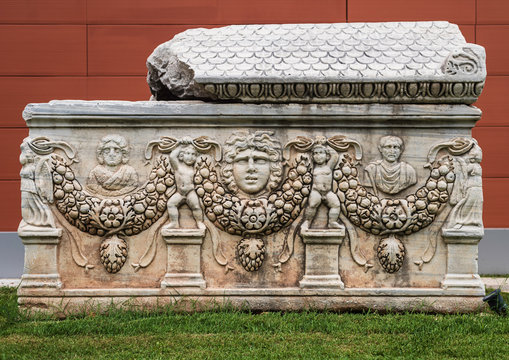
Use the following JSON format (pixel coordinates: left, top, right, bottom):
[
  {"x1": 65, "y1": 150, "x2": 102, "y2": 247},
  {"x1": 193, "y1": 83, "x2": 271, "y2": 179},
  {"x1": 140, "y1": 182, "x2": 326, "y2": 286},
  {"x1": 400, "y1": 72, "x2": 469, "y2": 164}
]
[{"x1": 86, "y1": 135, "x2": 139, "y2": 196}]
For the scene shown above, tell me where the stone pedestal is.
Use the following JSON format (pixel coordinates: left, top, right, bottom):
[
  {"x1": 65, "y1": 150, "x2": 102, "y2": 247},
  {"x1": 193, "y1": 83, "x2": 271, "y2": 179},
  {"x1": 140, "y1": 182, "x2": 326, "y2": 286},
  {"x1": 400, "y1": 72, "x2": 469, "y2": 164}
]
[
  {"x1": 299, "y1": 226, "x2": 345, "y2": 289},
  {"x1": 18, "y1": 225, "x2": 62, "y2": 289},
  {"x1": 160, "y1": 226, "x2": 206, "y2": 289},
  {"x1": 441, "y1": 227, "x2": 485, "y2": 292}
]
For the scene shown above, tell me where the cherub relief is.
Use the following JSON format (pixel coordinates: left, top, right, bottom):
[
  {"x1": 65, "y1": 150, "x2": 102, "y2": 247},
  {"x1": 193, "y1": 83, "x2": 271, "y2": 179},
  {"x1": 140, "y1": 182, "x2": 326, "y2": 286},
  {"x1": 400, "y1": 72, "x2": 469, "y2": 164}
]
[
  {"x1": 302, "y1": 137, "x2": 342, "y2": 229},
  {"x1": 86, "y1": 135, "x2": 138, "y2": 196},
  {"x1": 166, "y1": 137, "x2": 204, "y2": 229}
]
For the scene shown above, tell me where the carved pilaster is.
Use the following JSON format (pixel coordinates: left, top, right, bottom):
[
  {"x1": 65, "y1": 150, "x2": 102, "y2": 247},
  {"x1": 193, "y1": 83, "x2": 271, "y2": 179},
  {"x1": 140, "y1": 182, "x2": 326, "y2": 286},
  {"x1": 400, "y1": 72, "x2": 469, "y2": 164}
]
[
  {"x1": 160, "y1": 226, "x2": 206, "y2": 289},
  {"x1": 18, "y1": 225, "x2": 62, "y2": 289},
  {"x1": 441, "y1": 227, "x2": 484, "y2": 292},
  {"x1": 299, "y1": 225, "x2": 345, "y2": 289}
]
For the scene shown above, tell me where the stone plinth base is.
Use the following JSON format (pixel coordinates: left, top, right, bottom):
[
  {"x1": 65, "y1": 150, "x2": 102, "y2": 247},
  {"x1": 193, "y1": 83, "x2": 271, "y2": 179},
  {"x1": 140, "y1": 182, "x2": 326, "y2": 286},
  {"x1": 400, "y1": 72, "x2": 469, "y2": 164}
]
[
  {"x1": 160, "y1": 226, "x2": 206, "y2": 289},
  {"x1": 18, "y1": 225, "x2": 62, "y2": 289},
  {"x1": 299, "y1": 226, "x2": 345, "y2": 289},
  {"x1": 441, "y1": 227, "x2": 484, "y2": 292}
]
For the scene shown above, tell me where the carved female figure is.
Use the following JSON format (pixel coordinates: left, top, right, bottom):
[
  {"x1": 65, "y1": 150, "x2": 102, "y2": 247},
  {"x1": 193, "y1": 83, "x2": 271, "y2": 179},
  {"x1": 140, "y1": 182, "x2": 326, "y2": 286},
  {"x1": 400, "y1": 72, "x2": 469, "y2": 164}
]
[
  {"x1": 19, "y1": 139, "x2": 55, "y2": 229},
  {"x1": 446, "y1": 144, "x2": 483, "y2": 229},
  {"x1": 86, "y1": 135, "x2": 138, "y2": 196}
]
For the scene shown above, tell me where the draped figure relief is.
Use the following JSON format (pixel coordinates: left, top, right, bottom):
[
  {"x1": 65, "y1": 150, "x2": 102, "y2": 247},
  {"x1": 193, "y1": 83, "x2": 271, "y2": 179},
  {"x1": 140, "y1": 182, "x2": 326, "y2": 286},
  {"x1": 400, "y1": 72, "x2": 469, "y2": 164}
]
[
  {"x1": 86, "y1": 135, "x2": 139, "y2": 196},
  {"x1": 364, "y1": 136, "x2": 417, "y2": 196}
]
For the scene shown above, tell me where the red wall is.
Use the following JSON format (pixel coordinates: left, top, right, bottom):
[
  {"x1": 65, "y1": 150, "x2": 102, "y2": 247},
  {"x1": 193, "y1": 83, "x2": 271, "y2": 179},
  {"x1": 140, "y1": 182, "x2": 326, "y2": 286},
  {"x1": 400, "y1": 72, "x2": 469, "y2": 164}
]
[{"x1": 0, "y1": 0, "x2": 507, "y2": 230}]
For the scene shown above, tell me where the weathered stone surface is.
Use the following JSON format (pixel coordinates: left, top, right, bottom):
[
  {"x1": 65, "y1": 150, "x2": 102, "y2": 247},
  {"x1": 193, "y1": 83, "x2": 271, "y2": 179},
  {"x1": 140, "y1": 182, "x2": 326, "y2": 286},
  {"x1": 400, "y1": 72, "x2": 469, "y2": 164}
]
[
  {"x1": 17, "y1": 100, "x2": 485, "y2": 313},
  {"x1": 147, "y1": 22, "x2": 486, "y2": 103}
]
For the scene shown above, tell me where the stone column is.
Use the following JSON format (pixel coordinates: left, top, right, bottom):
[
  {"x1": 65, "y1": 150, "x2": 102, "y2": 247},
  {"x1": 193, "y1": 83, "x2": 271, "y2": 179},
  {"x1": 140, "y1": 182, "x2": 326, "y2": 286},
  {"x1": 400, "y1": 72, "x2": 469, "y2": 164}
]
[
  {"x1": 160, "y1": 226, "x2": 206, "y2": 289},
  {"x1": 441, "y1": 228, "x2": 485, "y2": 291},
  {"x1": 18, "y1": 226, "x2": 62, "y2": 289},
  {"x1": 299, "y1": 225, "x2": 345, "y2": 289}
]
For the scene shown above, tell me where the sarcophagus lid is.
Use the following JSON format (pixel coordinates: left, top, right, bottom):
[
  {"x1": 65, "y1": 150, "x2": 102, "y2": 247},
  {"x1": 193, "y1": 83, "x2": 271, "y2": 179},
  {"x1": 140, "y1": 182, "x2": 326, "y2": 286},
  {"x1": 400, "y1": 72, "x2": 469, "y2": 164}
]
[{"x1": 147, "y1": 22, "x2": 486, "y2": 104}]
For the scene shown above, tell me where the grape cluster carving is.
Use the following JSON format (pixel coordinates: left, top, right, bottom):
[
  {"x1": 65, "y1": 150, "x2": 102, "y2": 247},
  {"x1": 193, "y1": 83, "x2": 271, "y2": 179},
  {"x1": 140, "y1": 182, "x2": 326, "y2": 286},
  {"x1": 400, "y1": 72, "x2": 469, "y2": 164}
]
[
  {"x1": 377, "y1": 235, "x2": 406, "y2": 273},
  {"x1": 100, "y1": 235, "x2": 128, "y2": 273},
  {"x1": 236, "y1": 238, "x2": 266, "y2": 272}
]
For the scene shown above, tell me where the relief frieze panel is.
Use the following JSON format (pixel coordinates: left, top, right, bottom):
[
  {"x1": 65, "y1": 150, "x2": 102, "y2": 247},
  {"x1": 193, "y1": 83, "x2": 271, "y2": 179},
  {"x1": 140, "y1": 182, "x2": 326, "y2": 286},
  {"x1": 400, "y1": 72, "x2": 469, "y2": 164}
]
[{"x1": 19, "y1": 132, "x2": 483, "y2": 277}]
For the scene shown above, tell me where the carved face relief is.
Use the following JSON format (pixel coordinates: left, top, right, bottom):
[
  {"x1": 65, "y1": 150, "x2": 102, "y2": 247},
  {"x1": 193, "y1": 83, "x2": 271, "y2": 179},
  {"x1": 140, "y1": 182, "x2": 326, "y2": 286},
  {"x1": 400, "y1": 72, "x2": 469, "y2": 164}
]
[
  {"x1": 19, "y1": 142, "x2": 35, "y2": 165},
  {"x1": 86, "y1": 135, "x2": 139, "y2": 196},
  {"x1": 364, "y1": 136, "x2": 416, "y2": 196},
  {"x1": 312, "y1": 146, "x2": 329, "y2": 165},
  {"x1": 233, "y1": 149, "x2": 271, "y2": 194},
  {"x1": 101, "y1": 141, "x2": 123, "y2": 167},
  {"x1": 222, "y1": 131, "x2": 282, "y2": 196},
  {"x1": 379, "y1": 138, "x2": 402, "y2": 164},
  {"x1": 179, "y1": 146, "x2": 198, "y2": 166}
]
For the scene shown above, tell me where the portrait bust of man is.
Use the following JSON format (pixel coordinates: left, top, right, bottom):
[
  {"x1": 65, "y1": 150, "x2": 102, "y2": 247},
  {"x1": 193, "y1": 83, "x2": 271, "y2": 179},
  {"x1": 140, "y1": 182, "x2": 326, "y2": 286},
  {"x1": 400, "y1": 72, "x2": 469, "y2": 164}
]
[
  {"x1": 221, "y1": 131, "x2": 282, "y2": 196},
  {"x1": 364, "y1": 136, "x2": 416, "y2": 196},
  {"x1": 86, "y1": 135, "x2": 139, "y2": 196}
]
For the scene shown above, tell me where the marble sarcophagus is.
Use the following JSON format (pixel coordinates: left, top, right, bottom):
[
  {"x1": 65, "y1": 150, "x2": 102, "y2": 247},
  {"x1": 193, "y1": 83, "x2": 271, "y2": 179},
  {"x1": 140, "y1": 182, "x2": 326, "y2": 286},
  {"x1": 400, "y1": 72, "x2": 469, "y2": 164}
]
[{"x1": 18, "y1": 22, "x2": 487, "y2": 313}]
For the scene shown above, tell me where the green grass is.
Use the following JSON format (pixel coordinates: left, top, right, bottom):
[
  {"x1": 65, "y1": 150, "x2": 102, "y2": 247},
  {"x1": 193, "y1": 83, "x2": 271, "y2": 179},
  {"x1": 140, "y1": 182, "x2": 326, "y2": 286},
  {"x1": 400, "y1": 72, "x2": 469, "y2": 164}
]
[
  {"x1": 1, "y1": 287, "x2": 508, "y2": 360},
  {"x1": 481, "y1": 274, "x2": 509, "y2": 279}
]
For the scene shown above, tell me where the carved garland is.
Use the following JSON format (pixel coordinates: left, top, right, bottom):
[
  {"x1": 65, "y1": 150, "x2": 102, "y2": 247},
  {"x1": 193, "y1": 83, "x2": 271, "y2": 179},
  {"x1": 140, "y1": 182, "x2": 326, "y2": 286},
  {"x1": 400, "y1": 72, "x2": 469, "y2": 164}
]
[
  {"x1": 50, "y1": 154, "x2": 176, "y2": 273},
  {"x1": 194, "y1": 155, "x2": 313, "y2": 271}
]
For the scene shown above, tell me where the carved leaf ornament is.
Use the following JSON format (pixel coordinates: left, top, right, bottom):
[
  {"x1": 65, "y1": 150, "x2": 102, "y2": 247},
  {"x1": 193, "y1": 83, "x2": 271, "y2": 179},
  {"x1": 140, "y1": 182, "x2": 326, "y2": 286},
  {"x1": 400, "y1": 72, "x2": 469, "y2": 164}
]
[{"x1": 29, "y1": 135, "x2": 478, "y2": 274}]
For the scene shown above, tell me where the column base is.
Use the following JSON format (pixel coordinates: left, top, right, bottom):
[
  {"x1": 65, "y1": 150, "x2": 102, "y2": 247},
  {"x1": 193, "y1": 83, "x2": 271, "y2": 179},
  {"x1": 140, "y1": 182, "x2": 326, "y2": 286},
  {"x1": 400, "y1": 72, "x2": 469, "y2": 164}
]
[
  {"x1": 161, "y1": 273, "x2": 206, "y2": 289},
  {"x1": 18, "y1": 224, "x2": 62, "y2": 290},
  {"x1": 20, "y1": 274, "x2": 62, "y2": 289},
  {"x1": 299, "y1": 274, "x2": 345, "y2": 289},
  {"x1": 441, "y1": 274, "x2": 485, "y2": 292},
  {"x1": 18, "y1": 224, "x2": 62, "y2": 242},
  {"x1": 441, "y1": 227, "x2": 484, "y2": 294},
  {"x1": 442, "y1": 227, "x2": 483, "y2": 243}
]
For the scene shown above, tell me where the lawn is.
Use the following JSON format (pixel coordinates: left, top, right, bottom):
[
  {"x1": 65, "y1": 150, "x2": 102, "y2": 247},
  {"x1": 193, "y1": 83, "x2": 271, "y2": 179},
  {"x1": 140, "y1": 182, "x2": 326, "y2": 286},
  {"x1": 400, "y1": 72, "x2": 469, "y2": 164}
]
[{"x1": 1, "y1": 287, "x2": 508, "y2": 360}]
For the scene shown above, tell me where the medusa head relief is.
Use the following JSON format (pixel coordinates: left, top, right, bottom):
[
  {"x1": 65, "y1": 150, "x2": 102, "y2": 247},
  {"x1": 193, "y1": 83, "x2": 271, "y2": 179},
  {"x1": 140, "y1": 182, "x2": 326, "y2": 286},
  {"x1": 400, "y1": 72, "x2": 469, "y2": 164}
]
[{"x1": 221, "y1": 131, "x2": 283, "y2": 197}]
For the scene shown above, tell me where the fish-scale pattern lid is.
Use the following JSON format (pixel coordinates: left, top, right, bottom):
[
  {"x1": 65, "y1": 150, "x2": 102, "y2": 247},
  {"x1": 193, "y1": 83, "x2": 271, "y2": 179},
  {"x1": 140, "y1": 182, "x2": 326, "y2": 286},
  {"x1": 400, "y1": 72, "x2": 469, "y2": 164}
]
[
  {"x1": 162, "y1": 22, "x2": 482, "y2": 82},
  {"x1": 146, "y1": 22, "x2": 486, "y2": 103}
]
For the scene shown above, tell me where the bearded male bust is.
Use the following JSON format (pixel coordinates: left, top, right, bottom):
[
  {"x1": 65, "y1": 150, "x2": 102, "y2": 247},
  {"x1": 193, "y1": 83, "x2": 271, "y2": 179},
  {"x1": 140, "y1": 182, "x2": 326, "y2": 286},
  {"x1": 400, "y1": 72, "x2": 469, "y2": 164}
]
[{"x1": 364, "y1": 136, "x2": 417, "y2": 196}]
